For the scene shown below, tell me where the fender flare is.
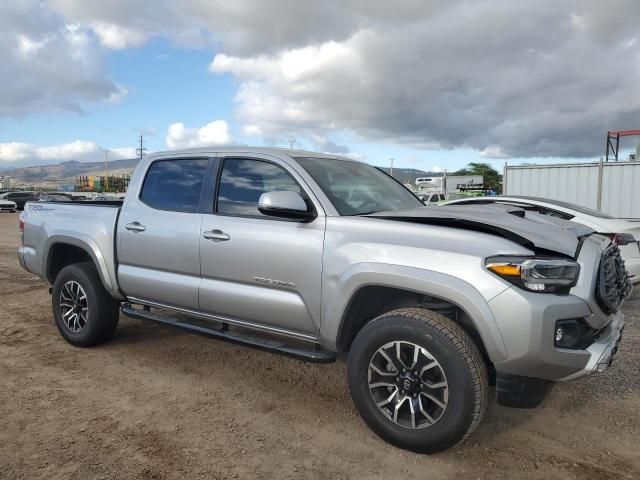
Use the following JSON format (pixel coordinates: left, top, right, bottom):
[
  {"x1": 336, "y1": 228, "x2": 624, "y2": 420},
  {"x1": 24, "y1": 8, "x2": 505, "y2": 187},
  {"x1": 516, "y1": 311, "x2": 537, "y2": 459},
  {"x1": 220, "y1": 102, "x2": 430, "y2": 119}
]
[
  {"x1": 321, "y1": 263, "x2": 508, "y2": 362},
  {"x1": 43, "y1": 233, "x2": 123, "y2": 300}
]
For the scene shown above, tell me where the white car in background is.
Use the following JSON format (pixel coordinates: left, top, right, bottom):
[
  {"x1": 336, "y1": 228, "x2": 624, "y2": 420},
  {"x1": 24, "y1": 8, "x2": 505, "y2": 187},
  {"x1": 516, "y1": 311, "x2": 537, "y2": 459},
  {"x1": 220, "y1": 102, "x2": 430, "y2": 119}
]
[
  {"x1": 442, "y1": 195, "x2": 640, "y2": 284},
  {"x1": 0, "y1": 198, "x2": 17, "y2": 213},
  {"x1": 417, "y1": 192, "x2": 447, "y2": 205}
]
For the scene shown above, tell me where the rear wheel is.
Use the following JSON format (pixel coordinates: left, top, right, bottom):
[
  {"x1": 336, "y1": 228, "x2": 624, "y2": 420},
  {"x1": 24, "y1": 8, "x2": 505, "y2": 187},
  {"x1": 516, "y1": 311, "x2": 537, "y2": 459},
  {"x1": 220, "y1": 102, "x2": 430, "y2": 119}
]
[
  {"x1": 347, "y1": 308, "x2": 488, "y2": 453},
  {"x1": 52, "y1": 263, "x2": 119, "y2": 347}
]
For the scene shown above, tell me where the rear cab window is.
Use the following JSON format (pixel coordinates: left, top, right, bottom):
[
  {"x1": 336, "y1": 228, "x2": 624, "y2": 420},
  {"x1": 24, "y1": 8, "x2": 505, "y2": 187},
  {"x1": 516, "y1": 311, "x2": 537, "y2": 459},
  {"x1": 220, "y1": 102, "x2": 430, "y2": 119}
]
[{"x1": 140, "y1": 158, "x2": 209, "y2": 212}]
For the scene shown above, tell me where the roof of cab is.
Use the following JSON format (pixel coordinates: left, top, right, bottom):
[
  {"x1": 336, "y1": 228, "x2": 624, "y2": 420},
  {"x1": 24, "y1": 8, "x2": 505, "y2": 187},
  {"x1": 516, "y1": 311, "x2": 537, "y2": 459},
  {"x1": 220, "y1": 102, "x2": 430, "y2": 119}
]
[{"x1": 146, "y1": 146, "x2": 360, "y2": 162}]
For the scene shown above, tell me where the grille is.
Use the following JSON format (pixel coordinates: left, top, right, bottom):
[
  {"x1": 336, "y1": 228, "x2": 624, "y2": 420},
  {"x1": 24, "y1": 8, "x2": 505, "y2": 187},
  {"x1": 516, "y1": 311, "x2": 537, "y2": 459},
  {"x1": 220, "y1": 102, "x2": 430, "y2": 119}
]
[{"x1": 596, "y1": 244, "x2": 633, "y2": 314}]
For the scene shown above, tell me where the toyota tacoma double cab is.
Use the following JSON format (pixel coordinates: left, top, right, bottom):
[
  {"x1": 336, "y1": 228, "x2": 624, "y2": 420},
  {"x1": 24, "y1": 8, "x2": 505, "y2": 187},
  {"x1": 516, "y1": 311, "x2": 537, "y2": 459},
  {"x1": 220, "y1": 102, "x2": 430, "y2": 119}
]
[{"x1": 17, "y1": 147, "x2": 631, "y2": 453}]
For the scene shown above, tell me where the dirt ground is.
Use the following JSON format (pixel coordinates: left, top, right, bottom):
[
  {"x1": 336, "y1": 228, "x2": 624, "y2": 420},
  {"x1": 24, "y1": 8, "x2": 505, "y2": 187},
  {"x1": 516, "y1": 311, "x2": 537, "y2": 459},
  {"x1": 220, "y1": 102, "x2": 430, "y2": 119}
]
[{"x1": 1, "y1": 212, "x2": 639, "y2": 480}]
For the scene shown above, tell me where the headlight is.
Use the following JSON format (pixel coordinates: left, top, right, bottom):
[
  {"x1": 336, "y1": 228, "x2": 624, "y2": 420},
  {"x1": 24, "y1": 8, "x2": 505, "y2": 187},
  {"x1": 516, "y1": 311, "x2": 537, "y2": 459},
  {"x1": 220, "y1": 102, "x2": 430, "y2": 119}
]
[{"x1": 485, "y1": 256, "x2": 580, "y2": 293}]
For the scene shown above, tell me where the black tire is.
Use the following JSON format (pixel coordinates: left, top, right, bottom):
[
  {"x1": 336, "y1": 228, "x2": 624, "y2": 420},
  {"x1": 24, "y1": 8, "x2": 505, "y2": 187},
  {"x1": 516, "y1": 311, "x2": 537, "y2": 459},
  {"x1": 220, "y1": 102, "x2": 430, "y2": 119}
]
[
  {"x1": 347, "y1": 308, "x2": 488, "y2": 453},
  {"x1": 52, "y1": 262, "x2": 119, "y2": 347}
]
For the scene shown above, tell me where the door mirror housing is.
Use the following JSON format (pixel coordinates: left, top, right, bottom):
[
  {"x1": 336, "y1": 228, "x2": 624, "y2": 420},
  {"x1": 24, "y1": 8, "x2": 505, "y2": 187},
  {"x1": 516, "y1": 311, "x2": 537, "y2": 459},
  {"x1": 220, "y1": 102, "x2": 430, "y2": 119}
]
[{"x1": 258, "y1": 191, "x2": 315, "y2": 221}]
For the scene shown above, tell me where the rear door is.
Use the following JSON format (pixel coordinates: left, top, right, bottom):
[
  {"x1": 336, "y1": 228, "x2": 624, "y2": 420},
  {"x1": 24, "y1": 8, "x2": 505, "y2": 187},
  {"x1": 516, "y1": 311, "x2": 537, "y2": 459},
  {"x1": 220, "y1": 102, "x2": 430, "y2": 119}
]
[
  {"x1": 117, "y1": 157, "x2": 212, "y2": 310},
  {"x1": 198, "y1": 155, "x2": 325, "y2": 337}
]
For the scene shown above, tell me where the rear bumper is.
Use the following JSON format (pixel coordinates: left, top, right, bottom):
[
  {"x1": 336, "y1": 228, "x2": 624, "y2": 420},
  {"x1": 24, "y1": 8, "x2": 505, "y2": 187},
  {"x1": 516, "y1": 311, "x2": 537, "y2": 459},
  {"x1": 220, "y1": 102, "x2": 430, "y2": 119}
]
[{"x1": 17, "y1": 246, "x2": 28, "y2": 272}]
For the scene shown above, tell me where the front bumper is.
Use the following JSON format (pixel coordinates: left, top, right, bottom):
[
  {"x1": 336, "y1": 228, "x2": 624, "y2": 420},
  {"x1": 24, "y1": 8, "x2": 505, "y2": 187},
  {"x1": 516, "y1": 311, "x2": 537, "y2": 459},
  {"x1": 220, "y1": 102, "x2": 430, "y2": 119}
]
[
  {"x1": 493, "y1": 312, "x2": 624, "y2": 408},
  {"x1": 488, "y1": 234, "x2": 628, "y2": 382},
  {"x1": 557, "y1": 312, "x2": 624, "y2": 381},
  {"x1": 488, "y1": 284, "x2": 625, "y2": 382}
]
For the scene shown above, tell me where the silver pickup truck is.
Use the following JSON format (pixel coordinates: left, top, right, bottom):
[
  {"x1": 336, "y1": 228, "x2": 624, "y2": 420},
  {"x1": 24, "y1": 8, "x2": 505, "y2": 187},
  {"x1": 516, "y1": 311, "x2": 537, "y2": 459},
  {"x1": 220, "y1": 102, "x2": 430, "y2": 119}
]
[{"x1": 17, "y1": 147, "x2": 631, "y2": 453}]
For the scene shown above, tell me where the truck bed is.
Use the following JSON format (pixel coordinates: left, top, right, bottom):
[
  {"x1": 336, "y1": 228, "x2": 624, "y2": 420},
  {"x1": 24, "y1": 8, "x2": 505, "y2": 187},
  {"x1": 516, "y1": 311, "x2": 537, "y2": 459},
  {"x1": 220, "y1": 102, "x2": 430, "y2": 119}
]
[{"x1": 20, "y1": 201, "x2": 123, "y2": 298}]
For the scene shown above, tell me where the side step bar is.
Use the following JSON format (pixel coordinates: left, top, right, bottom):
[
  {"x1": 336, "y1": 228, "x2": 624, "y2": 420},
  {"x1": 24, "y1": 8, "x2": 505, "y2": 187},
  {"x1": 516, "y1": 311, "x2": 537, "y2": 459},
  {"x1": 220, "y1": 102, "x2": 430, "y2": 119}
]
[{"x1": 121, "y1": 305, "x2": 336, "y2": 363}]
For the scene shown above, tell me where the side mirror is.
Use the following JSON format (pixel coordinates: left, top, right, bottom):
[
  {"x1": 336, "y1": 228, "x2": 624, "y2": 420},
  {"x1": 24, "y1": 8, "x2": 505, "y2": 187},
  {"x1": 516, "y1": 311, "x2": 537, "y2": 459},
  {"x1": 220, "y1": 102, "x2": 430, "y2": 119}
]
[{"x1": 258, "y1": 191, "x2": 315, "y2": 221}]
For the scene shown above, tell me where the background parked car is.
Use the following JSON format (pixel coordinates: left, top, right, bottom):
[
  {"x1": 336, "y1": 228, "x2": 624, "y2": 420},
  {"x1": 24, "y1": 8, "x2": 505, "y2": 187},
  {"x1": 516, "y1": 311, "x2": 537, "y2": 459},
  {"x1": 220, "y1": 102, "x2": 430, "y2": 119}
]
[
  {"x1": 0, "y1": 191, "x2": 37, "y2": 210},
  {"x1": 419, "y1": 192, "x2": 447, "y2": 205},
  {"x1": 0, "y1": 198, "x2": 17, "y2": 213},
  {"x1": 442, "y1": 195, "x2": 640, "y2": 284},
  {"x1": 38, "y1": 193, "x2": 75, "y2": 202}
]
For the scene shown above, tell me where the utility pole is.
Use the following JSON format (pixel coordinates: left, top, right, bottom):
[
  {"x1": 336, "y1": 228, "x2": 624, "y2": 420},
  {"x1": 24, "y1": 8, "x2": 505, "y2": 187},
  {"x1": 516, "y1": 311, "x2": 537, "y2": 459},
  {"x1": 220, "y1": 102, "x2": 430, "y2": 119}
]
[
  {"x1": 104, "y1": 150, "x2": 109, "y2": 193},
  {"x1": 288, "y1": 138, "x2": 296, "y2": 149},
  {"x1": 389, "y1": 158, "x2": 394, "y2": 177},
  {"x1": 136, "y1": 134, "x2": 147, "y2": 159}
]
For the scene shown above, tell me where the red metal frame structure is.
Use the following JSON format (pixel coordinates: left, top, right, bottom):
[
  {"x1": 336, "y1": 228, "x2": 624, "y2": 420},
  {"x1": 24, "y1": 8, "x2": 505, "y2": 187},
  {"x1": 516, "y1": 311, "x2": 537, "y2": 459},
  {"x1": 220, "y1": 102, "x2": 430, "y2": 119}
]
[{"x1": 606, "y1": 129, "x2": 640, "y2": 161}]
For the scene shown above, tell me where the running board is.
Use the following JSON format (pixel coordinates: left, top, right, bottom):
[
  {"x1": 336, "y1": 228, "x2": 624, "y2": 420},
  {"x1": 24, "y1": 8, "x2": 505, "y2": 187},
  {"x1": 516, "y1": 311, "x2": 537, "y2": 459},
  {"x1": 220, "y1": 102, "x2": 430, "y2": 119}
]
[{"x1": 121, "y1": 305, "x2": 336, "y2": 363}]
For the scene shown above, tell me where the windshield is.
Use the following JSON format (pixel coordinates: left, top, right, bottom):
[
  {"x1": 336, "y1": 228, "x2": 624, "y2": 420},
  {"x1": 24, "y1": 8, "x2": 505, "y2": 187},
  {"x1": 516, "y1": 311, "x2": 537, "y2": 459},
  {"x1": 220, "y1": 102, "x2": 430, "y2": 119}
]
[{"x1": 296, "y1": 157, "x2": 423, "y2": 215}]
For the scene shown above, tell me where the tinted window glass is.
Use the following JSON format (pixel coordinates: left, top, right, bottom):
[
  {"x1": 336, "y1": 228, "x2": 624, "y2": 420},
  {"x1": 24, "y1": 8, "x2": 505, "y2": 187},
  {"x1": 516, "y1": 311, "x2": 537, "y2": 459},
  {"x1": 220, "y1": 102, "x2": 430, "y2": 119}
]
[
  {"x1": 140, "y1": 159, "x2": 208, "y2": 212},
  {"x1": 217, "y1": 158, "x2": 302, "y2": 217},
  {"x1": 296, "y1": 157, "x2": 422, "y2": 215}
]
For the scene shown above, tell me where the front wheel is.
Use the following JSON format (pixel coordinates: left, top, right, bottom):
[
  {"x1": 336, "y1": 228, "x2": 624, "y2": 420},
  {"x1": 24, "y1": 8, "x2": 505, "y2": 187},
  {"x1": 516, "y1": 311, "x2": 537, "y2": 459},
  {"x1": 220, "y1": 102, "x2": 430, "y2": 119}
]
[
  {"x1": 52, "y1": 262, "x2": 119, "y2": 347},
  {"x1": 347, "y1": 308, "x2": 488, "y2": 453}
]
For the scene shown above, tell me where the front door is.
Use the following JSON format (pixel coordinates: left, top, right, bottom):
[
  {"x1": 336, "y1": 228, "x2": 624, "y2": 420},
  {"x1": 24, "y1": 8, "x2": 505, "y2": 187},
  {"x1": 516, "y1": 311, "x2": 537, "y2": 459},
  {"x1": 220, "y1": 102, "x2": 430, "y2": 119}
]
[
  {"x1": 117, "y1": 157, "x2": 210, "y2": 310},
  {"x1": 199, "y1": 156, "x2": 325, "y2": 337}
]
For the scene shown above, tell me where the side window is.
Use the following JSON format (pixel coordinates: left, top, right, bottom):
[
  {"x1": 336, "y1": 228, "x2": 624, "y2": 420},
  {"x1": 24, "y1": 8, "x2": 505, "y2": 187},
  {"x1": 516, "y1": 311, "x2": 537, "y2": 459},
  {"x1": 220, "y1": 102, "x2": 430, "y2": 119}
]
[
  {"x1": 217, "y1": 158, "x2": 303, "y2": 217},
  {"x1": 140, "y1": 159, "x2": 208, "y2": 213}
]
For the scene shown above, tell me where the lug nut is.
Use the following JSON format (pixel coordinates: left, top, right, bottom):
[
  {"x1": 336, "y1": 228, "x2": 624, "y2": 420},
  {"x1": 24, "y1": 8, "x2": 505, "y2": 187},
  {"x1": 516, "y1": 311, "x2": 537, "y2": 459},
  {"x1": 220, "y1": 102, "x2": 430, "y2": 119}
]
[{"x1": 413, "y1": 393, "x2": 417, "y2": 397}]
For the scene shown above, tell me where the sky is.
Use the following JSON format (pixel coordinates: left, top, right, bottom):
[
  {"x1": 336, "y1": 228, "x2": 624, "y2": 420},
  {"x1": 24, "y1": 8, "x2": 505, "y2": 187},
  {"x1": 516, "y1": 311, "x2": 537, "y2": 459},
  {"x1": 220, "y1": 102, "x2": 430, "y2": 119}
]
[{"x1": 1, "y1": 0, "x2": 640, "y2": 172}]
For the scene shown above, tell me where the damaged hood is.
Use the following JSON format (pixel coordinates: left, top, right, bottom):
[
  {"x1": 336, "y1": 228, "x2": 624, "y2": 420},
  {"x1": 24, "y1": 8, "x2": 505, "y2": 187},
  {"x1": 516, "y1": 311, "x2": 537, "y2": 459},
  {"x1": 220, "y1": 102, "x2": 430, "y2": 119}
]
[{"x1": 367, "y1": 204, "x2": 594, "y2": 257}]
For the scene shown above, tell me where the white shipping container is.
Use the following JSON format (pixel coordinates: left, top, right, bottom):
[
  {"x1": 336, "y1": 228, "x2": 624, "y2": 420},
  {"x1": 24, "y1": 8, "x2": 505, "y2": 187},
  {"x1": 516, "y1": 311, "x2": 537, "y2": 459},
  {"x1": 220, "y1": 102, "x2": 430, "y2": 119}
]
[{"x1": 504, "y1": 161, "x2": 640, "y2": 218}]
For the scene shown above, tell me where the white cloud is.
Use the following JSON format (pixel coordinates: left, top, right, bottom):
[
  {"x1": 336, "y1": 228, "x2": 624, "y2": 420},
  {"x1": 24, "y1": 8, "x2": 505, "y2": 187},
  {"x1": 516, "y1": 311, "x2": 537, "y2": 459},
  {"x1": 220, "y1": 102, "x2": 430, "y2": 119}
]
[
  {"x1": 109, "y1": 147, "x2": 137, "y2": 158},
  {"x1": 480, "y1": 146, "x2": 510, "y2": 159},
  {"x1": 7, "y1": 0, "x2": 640, "y2": 159},
  {"x1": 204, "y1": 1, "x2": 640, "y2": 158},
  {"x1": 91, "y1": 21, "x2": 148, "y2": 49},
  {"x1": 432, "y1": 166, "x2": 444, "y2": 173},
  {"x1": 0, "y1": 140, "x2": 134, "y2": 167},
  {"x1": 0, "y1": 1, "x2": 121, "y2": 116},
  {"x1": 165, "y1": 120, "x2": 232, "y2": 149}
]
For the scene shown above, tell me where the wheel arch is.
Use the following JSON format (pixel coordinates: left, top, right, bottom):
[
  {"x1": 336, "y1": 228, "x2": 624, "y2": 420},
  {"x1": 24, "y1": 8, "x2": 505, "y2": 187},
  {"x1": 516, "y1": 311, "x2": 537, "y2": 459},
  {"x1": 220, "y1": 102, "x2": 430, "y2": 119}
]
[
  {"x1": 322, "y1": 264, "x2": 508, "y2": 363},
  {"x1": 44, "y1": 235, "x2": 122, "y2": 299}
]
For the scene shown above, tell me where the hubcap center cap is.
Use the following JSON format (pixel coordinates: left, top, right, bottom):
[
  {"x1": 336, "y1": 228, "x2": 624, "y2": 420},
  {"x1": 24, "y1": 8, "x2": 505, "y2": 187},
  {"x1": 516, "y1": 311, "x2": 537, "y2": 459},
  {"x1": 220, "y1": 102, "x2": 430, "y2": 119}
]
[{"x1": 397, "y1": 372, "x2": 419, "y2": 394}]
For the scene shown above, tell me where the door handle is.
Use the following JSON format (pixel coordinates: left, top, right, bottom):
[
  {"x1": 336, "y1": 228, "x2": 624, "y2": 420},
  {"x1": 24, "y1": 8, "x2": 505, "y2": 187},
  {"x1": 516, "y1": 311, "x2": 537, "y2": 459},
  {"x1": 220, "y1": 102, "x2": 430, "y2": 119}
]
[
  {"x1": 203, "y1": 229, "x2": 230, "y2": 242},
  {"x1": 125, "y1": 222, "x2": 146, "y2": 232}
]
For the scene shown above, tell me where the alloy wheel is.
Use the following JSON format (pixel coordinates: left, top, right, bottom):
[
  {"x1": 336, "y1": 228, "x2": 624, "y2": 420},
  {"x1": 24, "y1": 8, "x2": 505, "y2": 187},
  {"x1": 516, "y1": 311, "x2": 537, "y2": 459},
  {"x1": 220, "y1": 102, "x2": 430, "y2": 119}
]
[
  {"x1": 59, "y1": 280, "x2": 89, "y2": 332},
  {"x1": 368, "y1": 340, "x2": 449, "y2": 429}
]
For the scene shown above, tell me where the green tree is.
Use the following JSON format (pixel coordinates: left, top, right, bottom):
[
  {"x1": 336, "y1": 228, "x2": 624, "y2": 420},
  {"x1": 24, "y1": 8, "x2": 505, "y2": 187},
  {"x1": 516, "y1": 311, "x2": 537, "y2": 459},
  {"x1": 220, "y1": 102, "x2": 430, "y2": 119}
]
[{"x1": 453, "y1": 162, "x2": 502, "y2": 192}]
